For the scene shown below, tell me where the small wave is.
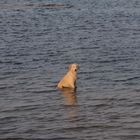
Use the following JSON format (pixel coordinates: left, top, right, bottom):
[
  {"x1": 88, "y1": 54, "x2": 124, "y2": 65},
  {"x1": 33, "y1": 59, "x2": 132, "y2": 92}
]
[
  {"x1": 0, "y1": 86, "x2": 8, "y2": 90},
  {"x1": 64, "y1": 123, "x2": 117, "y2": 132},
  {"x1": 0, "y1": 138, "x2": 42, "y2": 140},
  {"x1": 0, "y1": 60, "x2": 22, "y2": 65},
  {"x1": 135, "y1": 89, "x2": 140, "y2": 92},
  {"x1": 115, "y1": 134, "x2": 140, "y2": 140},
  {"x1": 114, "y1": 76, "x2": 140, "y2": 82},
  {"x1": 0, "y1": 137, "x2": 73, "y2": 140},
  {"x1": 97, "y1": 58, "x2": 133, "y2": 64},
  {"x1": 94, "y1": 103, "x2": 110, "y2": 108},
  {"x1": 26, "y1": 3, "x2": 73, "y2": 9},
  {"x1": 0, "y1": 3, "x2": 73, "y2": 11}
]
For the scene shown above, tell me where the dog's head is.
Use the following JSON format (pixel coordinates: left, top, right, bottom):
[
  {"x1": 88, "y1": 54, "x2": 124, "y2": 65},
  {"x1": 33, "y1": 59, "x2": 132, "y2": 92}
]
[{"x1": 69, "y1": 63, "x2": 79, "y2": 72}]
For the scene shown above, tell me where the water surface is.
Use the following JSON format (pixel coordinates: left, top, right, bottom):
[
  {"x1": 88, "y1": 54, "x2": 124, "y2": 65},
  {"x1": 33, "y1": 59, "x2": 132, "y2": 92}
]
[{"x1": 0, "y1": 0, "x2": 140, "y2": 139}]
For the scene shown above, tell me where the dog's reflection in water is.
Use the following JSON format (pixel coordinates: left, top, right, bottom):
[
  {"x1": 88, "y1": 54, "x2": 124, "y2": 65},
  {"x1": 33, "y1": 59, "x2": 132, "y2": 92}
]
[
  {"x1": 60, "y1": 88, "x2": 77, "y2": 106},
  {"x1": 59, "y1": 88, "x2": 78, "y2": 121}
]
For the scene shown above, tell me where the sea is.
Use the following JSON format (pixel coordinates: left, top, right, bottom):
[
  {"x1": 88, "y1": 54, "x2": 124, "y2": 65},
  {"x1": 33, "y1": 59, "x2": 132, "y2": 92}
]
[{"x1": 0, "y1": 0, "x2": 140, "y2": 140}]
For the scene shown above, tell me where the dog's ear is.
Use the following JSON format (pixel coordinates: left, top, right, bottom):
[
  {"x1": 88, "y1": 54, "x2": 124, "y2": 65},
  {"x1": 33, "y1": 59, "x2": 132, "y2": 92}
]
[
  {"x1": 76, "y1": 64, "x2": 79, "y2": 69},
  {"x1": 68, "y1": 64, "x2": 72, "y2": 70}
]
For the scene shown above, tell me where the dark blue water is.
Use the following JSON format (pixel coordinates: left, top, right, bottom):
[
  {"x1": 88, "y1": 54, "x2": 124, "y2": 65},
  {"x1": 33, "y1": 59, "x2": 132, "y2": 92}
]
[{"x1": 0, "y1": 0, "x2": 140, "y2": 139}]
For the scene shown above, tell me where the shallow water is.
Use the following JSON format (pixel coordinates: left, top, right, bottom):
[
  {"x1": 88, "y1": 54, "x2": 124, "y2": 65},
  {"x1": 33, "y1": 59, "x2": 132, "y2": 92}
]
[{"x1": 0, "y1": 0, "x2": 140, "y2": 139}]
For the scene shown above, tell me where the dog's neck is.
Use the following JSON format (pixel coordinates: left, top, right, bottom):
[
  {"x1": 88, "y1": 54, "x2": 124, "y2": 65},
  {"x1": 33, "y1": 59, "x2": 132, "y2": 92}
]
[{"x1": 69, "y1": 70, "x2": 77, "y2": 76}]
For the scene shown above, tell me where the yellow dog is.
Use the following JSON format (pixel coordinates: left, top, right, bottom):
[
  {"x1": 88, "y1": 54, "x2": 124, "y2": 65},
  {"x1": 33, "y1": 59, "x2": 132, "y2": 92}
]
[{"x1": 57, "y1": 64, "x2": 79, "y2": 89}]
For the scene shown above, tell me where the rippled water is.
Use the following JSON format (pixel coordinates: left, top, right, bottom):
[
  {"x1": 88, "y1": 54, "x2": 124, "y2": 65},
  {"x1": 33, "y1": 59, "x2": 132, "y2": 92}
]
[{"x1": 0, "y1": 0, "x2": 140, "y2": 139}]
